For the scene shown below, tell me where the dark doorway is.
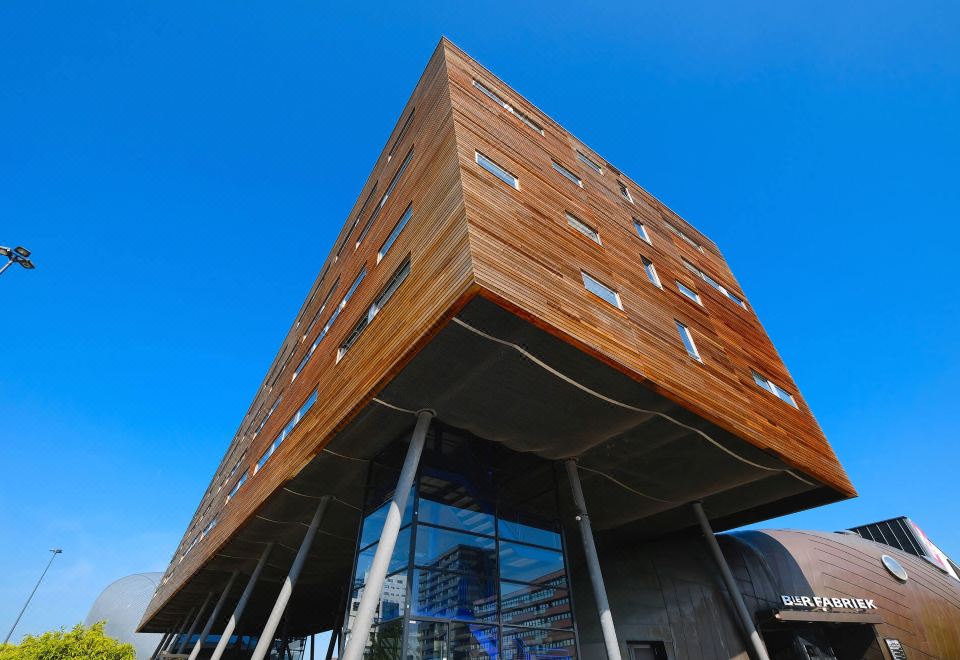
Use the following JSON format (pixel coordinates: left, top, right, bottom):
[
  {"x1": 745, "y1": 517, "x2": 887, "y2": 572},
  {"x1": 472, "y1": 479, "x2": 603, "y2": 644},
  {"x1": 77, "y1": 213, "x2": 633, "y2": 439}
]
[
  {"x1": 627, "y1": 641, "x2": 667, "y2": 660},
  {"x1": 762, "y1": 623, "x2": 883, "y2": 660}
]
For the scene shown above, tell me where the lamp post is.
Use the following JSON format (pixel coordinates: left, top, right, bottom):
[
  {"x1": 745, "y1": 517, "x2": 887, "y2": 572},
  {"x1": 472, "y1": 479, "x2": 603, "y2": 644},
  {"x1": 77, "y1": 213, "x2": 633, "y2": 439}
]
[
  {"x1": 0, "y1": 246, "x2": 36, "y2": 277},
  {"x1": 3, "y1": 549, "x2": 62, "y2": 645}
]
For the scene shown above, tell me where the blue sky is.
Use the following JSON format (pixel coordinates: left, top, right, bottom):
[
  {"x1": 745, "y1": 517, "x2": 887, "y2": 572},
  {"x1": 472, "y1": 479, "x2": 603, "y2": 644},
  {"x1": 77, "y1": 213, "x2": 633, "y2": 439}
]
[{"x1": 1, "y1": 0, "x2": 958, "y2": 641}]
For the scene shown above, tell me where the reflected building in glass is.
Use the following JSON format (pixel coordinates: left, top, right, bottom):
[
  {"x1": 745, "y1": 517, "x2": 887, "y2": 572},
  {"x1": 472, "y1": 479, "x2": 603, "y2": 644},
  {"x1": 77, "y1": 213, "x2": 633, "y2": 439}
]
[{"x1": 350, "y1": 427, "x2": 576, "y2": 660}]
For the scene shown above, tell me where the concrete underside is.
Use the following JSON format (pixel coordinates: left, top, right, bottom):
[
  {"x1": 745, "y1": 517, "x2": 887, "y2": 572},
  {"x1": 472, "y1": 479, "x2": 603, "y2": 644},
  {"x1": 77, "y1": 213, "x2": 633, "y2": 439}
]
[{"x1": 142, "y1": 296, "x2": 842, "y2": 636}]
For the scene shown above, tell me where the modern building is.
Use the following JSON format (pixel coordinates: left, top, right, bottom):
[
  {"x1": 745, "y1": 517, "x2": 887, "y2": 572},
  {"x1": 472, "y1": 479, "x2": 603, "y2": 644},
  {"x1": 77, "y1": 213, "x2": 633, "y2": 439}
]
[{"x1": 139, "y1": 39, "x2": 960, "y2": 660}]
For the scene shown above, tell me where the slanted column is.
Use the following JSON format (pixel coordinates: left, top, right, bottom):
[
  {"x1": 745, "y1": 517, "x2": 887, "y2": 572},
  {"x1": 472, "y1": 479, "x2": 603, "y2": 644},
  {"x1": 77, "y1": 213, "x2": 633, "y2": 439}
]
[
  {"x1": 692, "y1": 502, "x2": 771, "y2": 660},
  {"x1": 565, "y1": 459, "x2": 622, "y2": 660},
  {"x1": 150, "y1": 632, "x2": 171, "y2": 659},
  {"x1": 177, "y1": 595, "x2": 211, "y2": 654},
  {"x1": 340, "y1": 409, "x2": 434, "y2": 660},
  {"x1": 187, "y1": 571, "x2": 239, "y2": 660},
  {"x1": 209, "y1": 542, "x2": 275, "y2": 660},
  {"x1": 250, "y1": 496, "x2": 332, "y2": 660}
]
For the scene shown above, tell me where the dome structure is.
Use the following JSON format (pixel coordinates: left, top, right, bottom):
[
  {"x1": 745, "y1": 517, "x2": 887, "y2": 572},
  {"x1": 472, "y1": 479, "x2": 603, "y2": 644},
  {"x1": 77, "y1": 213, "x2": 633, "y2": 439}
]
[{"x1": 85, "y1": 572, "x2": 165, "y2": 659}]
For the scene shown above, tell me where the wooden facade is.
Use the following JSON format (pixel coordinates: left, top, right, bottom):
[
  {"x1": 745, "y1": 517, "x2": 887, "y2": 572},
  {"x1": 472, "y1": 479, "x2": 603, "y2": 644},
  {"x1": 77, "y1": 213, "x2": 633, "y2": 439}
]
[{"x1": 143, "y1": 38, "x2": 853, "y2": 627}]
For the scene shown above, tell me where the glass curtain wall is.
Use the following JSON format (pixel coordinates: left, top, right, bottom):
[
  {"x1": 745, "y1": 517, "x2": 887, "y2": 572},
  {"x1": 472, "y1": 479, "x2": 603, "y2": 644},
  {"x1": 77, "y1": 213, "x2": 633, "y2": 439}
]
[{"x1": 345, "y1": 426, "x2": 577, "y2": 660}]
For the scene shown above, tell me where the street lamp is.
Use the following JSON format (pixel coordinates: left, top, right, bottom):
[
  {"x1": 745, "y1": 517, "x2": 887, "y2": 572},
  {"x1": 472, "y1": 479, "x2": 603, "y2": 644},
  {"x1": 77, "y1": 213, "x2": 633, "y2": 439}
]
[
  {"x1": 0, "y1": 245, "x2": 36, "y2": 276},
  {"x1": 3, "y1": 549, "x2": 63, "y2": 645}
]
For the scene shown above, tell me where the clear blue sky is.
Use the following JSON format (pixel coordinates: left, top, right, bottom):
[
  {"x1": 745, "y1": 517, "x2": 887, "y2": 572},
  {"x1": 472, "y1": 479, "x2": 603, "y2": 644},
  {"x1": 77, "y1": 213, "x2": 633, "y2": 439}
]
[{"x1": 2, "y1": 0, "x2": 958, "y2": 641}]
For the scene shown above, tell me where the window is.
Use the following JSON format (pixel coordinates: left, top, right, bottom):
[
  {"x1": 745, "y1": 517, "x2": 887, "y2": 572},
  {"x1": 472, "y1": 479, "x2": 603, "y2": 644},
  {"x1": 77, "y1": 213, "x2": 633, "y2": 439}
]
[
  {"x1": 476, "y1": 151, "x2": 519, "y2": 189},
  {"x1": 682, "y1": 259, "x2": 747, "y2": 309},
  {"x1": 676, "y1": 321, "x2": 701, "y2": 361},
  {"x1": 577, "y1": 150, "x2": 603, "y2": 175},
  {"x1": 473, "y1": 80, "x2": 544, "y2": 135},
  {"x1": 633, "y1": 219, "x2": 652, "y2": 244},
  {"x1": 582, "y1": 272, "x2": 622, "y2": 309},
  {"x1": 752, "y1": 372, "x2": 798, "y2": 407},
  {"x1": 378, "y1": 204, "x2": 412, "y2": 263},
  {"x1": 664, "y1": 220, "x2": 704, "y2": 252},
  {"x1": 552, "y1": 161, "x2": 583, "y2": 187},
  {"x1": 226, "y1": 470, "x2": 247, "y2": 502},
  {"x1": 338, "y1": 259, "x2": 411, "y2": 360},
  {"x1": 619, "y1": 181, "x2": 633, "y2": 202},
  {"x1": 255, "y1": 389, "x2": 319, "y2": 472},
  {"x1": 566, "y1": 212, "x2": 600, "y2": 244},
  {"x1": 356, "y1": 148, "x2": 414, "y2": 248},
  {"x1": 676, "y1": 281, "x2": 701, "y2": 304},
  {"x1": 293, "y1": 269, "x2": 366, "y2": 380},
  {"x1": 337, "y1": 185, "x2": 378, "y2": 259},
  {"x1": 641, "y1": 256, "x2": 661, "y2": 288},
  {"x1": 253, "y1": 395, "x2": 282, "y2": 438},
  {"x1": 388, "y1": 109, "x2": 415, "y2": 162},
  {"x1": 303, "y1": 280, "x2": 340, "y2": 340}
]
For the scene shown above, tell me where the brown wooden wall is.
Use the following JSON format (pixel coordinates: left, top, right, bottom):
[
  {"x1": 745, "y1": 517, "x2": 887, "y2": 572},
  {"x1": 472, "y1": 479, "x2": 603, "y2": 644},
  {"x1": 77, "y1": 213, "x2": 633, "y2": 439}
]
[
  {"x1": 441, "y1": 40, "x2": 853, "y2": 498},
  {"x1": 146, "y1": 38, "x2": 854, "y2": 624}
]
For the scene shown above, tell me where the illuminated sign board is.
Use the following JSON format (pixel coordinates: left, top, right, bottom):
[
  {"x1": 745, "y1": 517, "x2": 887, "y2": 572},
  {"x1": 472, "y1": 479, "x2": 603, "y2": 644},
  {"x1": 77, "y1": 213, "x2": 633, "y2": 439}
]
[{"x1": 779, "y1": 595, "x2": 878, "y2": 610}]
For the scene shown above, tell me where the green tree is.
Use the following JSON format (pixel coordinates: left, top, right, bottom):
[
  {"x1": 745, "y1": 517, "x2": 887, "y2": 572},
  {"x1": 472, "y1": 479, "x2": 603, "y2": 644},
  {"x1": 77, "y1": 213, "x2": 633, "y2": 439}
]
[{"x1": 0, "y1": 621, "x2": 135, "y2": 660}]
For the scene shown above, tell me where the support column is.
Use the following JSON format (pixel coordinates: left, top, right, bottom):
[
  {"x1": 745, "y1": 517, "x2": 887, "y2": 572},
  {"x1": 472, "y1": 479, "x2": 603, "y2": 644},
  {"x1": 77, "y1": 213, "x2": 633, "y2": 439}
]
[
  {"x1": 250, "y1": 496, "x2": 332, "y2": 660},
  {"x1": 187, "y1": 571, "x2": 239, "y2": 660},
  {"x1": 324, "y1": 624, "x2": 339, "y2": 660},
  {"x1": 340, "y1": 410, "x2": 433, "y2": 660},
  {"x1": 692, "y1": 501, "x2": 770, "y2": 660},
  {"x1": 177, "y1": 595, "x2": 212, "y2": 654},
  {"x1": 149, "y1": 632, "x2": 171, "y2": 660},
  {"x1": 209, "y1": 542, "x2": 275, "y2": 660},
  {"x1": 565, "y1": 459, "x2": 622, "y2": 660}
]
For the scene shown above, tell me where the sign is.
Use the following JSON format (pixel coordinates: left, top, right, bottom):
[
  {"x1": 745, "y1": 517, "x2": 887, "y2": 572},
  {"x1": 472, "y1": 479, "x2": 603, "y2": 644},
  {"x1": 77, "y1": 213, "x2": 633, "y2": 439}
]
[
  {"x1": 885, "y1": 639, "x2": 907, "y2": 659},
  {"x1": 909, "y1": 520, "x2": 959, "y2": 581},
  {"x1": 779, "y1": 595, "x2": 878, "y2": 610}
]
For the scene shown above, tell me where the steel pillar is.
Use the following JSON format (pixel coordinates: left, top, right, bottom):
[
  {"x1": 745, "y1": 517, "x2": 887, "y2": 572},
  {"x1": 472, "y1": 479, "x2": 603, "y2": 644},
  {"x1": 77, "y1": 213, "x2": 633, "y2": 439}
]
[
  {"x1": 209, "y1": 542, "x2": 275, "y2": 660},
  {"x1": 150, "y1": 632, "x2": 171, "y2": 660},
  {"x1": 692, "y1": 501, "x2": 771, "y2": 660},
  {"x1": 250, "y1": 496, "x2": 332, "y2": 660},
  {"x1": 565, "y1": 459, "x2": 622, "y2": 660},
  {"x1": 186, "y1": 571, "x2": 239, "y2": 660},
  {"x1": 178, "y1": 595, "x2": 212, "y2": 654},
  {"x1": 340, "y1": 409, "x2": 433, "y2": 660}
]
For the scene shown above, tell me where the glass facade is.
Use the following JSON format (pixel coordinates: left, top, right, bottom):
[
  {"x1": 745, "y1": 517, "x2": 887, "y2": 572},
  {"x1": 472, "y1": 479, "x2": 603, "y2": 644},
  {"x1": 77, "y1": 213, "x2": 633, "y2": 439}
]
[{"x1": 345, "y1": 427, "x2": 577, "y2": 660}]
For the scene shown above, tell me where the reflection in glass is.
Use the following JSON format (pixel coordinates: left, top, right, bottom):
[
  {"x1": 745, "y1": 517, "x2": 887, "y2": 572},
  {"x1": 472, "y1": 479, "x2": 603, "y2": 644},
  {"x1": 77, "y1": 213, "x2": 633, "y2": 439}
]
[
  {"x1": 415, "y1": 526, "x2": 496, "y2": 569},
  {"x1": 499, "y1": 542, "x2": 565, "y2": 583},
  {"x1": 500, "y1": 581, "x2": 572, "y2": 629},
  {"x1": 363, "y1": 620, "x2": 403, "y2": 660},
  {"x1": 497, "y1": 514, "x2": 561, "y2": 549},
  {"x1": 361, "y1": 492, "x2": 414, "y2": 549},
  {"x1": 406, "y1": 621, "x2": 446, "y2": 660},
  {"x1": 413, "y1": 569, "x2": 496, "y2": 622},
  {"x1": 418, "y1": 496, "x2": 495, "y2": 536},
  {"x1": 450, "y1": 623, "x2": 498, "y2": 660},
  {"x1": 501, "y1": 628, "x2": 576, "y2": 660},
  {"x1": 354, "y1": 528, "x2": 411, "y2": 588}
]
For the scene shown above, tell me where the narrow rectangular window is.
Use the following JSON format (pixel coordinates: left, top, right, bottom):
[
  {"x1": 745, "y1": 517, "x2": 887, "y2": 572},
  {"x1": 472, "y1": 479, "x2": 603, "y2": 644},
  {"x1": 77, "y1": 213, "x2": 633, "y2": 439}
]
[
  {"x1": 473, "y1": 80, "x2": 544, "y2": 135},
  {"x1": 664, "y1": 220, "x2": 704, "y2": 252},
  {"x1": 677, "y1": 281, "x2": 701, "y2": 304},
  {"x1": 577, "y1": 150, "x2": 603, "y2": 175},
  {"x1": 676, "y1": 321, "x2": 702, "y2": 361},
  {"x1": 338, "y1": 259, "x2": 411, "y2": 360},
  {"x1": 641, "y1": 256, "x2": 661, "y2": 288},
  {"x1": 293, "y1": 269, "x2": 365, "y2": 380},
  {"x1": 552, "y1": 161, "x2": 583, "y2": 187},
  {"x1": 633, "y1": 219, "x2": 652, "y2": 244},
  {"x1": 566, "y1": 212, "x2": 600, "y2": 244},
  {"x1": 752, "y1": 371, "x2": 798, "y2": 407},
  {"x1": 356, "y1": 148, "x2": 414, "y2": 248},
  {"x1": 378, "y1": 203, "x2": 412, "y2": 263},
  {"x1": 388, "y1": 109, "x2": 415, "y2": 162},
  {"x1": 227, "y1": 471, "x2": 247, "y2": 501},
  {"x1": 476, "y1": 151, "x2": 519, "y2": 189},
  {"x1": 619, "y1": 182, "x2": 633, "y2": 202},
  {"x1": 582, "y1": 272, "x2": 622, "y2": 309}
]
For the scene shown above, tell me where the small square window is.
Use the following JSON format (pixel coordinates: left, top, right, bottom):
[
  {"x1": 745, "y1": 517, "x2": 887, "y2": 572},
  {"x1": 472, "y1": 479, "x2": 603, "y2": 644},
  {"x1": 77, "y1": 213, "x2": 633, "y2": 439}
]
[
  {"x1": 552, "y1": 161, "x2": 583, "y2": 187},
  {"x1": 476, "y1": 151, "x2": 519, "y2": 189},
  {"x1": 676, "y1": 281, "x2": 701, "y2": 304},
  {"x1": 566, "y1": 212, "x2": 600, "y2": 244},
  {"x1": 582, "y1": 272, "x2": 622, "y2": 309},
  {"x1": 676, "y1": 321, "x2": 702, "y2": 361},
  {"x1": 641, "y1": 257, "x2": 661, "y2": 288},
  {"x1": 633, "y1": 219, "x2": 652, "y2": 244}
]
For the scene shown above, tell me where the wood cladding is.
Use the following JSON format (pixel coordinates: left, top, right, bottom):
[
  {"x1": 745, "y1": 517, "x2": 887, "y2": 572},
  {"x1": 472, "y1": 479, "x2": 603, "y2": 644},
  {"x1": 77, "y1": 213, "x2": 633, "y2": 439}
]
[{"x1": 145, "y1": 38, "x2": 853, "y2": 624}]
